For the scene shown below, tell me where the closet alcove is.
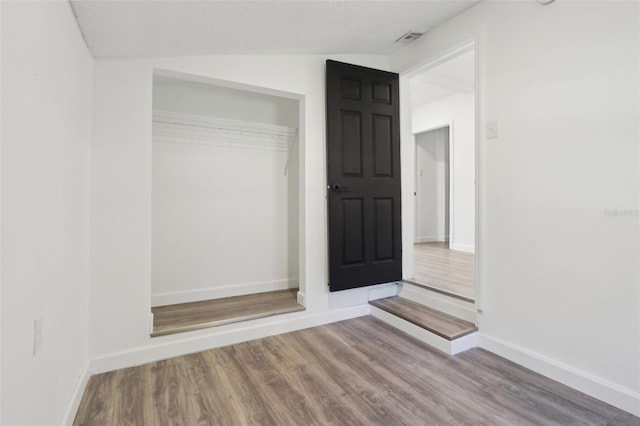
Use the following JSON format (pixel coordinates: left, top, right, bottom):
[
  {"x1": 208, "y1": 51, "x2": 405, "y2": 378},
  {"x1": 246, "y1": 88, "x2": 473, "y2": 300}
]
[{"x1": 150, "y1": 71, "x2": 303, "y2": 336}]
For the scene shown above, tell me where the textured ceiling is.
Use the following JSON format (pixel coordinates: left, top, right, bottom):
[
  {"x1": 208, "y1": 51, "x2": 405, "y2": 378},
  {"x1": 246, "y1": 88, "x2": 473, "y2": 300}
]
[{"x1": 70, "y1": 0, "x2": 480, "y2": 57}]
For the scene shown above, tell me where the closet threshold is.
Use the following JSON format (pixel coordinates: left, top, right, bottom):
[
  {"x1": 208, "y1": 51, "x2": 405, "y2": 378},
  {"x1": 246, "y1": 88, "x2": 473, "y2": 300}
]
[{"x1": 151, "y1": 288, "x2": 304, "y2": 337}]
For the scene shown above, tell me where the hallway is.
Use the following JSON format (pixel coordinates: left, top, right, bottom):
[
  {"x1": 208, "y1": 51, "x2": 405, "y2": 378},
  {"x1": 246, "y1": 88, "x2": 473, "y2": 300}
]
[{"x1": 412, "y1": 242, "x2": 475, "y2": 300}]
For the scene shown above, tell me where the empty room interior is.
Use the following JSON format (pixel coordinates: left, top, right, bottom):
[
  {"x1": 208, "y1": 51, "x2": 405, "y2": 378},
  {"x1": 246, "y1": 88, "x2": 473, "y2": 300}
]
[{"x1": 2, "y1": 1, "x2": 639, "y2": 425}]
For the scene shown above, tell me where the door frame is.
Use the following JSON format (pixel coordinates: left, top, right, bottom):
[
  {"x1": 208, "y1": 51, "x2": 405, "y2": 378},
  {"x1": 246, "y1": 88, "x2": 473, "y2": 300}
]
[
  {"x1": 413, "y1": 123, "x2": 454, "y2": 249},
  {"x1": 399, "y1": 38, "x2": 481, "y2": 307}
]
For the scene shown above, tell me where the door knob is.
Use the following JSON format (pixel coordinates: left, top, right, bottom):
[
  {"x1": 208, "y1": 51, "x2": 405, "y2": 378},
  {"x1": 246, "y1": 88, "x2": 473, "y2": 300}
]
[{"x1": 328, "y1": 183, "x2": 349, "y2": 192}]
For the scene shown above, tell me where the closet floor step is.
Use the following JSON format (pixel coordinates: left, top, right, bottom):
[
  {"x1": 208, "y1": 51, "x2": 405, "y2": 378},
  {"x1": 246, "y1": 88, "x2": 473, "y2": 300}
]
[
  {"x1": 151, "y1": 288, "x2": 304, "y2": 337},
  {"x1": 369, "y1": 296, "x2": 476, "y2": 341}
]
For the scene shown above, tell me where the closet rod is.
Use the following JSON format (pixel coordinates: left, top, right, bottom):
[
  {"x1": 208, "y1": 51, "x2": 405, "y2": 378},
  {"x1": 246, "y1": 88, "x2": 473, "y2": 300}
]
[
  {"x1": 154, "y1": 120, "x2": 297, "y2": 139},
  {"x1": 153, "y1": 110, "x2": 297, "y2": 139}
]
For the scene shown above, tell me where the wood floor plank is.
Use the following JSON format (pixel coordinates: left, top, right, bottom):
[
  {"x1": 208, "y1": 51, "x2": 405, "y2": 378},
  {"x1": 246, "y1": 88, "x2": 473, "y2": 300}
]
[
  {"x1": 332, "y1": 317, "x2": 521, "y2": 425},
  {"x1": 208, "y1": 347, "x2": 277, "y2": 425},
  {"x1": 175, "y1": 352, "x2": 231, "y2": 425},
  {"x1": 292, "y1": 327, "x2": 414, "y2": 425},
  {"x1": 151, "y1": 288, "x2": 304, "y2": 337},
  {"x1": 370, "y1": 296, "x2": 477, "y2": 340},
  {"x1": 112, "y1": 365, "x2": 152, "y2": 425},
  {"x1": 73, "y1": 316, "x2": 638, "y2": 426},
  {"x1": 152, "y1": 358, "x2": 191, "y2": 426},
  {"x1": 73, "y1": 370, "x2": 117, "y2": 426},
  {"x1": 307, "y1": 323, "x2": 459, "y2": 424},
  {"x1": 412, "y1": 241, "x2": 476, "y2": 300}
]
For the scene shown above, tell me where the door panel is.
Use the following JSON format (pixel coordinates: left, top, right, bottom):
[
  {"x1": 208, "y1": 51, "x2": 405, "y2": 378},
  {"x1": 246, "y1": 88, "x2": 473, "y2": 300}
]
[
  {"x1": 373, "y1": 197, "x2": 395, "y2": 261},
  {"x1": 341, "y1": 111, "x2": 363, "y2": 176},
  {"x1": 342, "y1": 198, "x2": 365, "y2": 265},
  {"x1": 372, "y1": 114, "x2": 393, "y2": 177},
  {"x1": 326, "y1": 60, "x2": 402, "y2": 292}
]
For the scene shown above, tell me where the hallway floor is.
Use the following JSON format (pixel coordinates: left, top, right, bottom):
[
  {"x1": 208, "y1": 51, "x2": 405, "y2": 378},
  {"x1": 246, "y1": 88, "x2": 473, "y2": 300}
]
[{"x1": 411, "y1": 242, "x2": 475, "y2": 300}]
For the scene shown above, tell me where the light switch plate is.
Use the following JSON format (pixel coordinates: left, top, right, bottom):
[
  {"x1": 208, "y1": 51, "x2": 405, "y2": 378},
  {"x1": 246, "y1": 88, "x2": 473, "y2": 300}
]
[{"x1": 487, "y1": 121, "x2": 499, "y2": 139}]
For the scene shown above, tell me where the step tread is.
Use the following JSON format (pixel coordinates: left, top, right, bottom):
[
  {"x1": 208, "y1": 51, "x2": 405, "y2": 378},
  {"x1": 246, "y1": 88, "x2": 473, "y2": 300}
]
[
  {"x1": 369, "y1": 296, "x2": 476, "y2": 341},
  {"x1": 152, "y1": 289, "x2": 304, "y2": 337}
]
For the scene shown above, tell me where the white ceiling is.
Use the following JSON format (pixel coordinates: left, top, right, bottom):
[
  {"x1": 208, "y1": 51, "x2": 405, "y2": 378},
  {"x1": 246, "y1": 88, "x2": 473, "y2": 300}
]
[
  {"x1": 70, "y1": 0, "x2": 480, "y2": 57},
  {"x1": 410, "y1": 49, "x2": 474, "y2": 108}
]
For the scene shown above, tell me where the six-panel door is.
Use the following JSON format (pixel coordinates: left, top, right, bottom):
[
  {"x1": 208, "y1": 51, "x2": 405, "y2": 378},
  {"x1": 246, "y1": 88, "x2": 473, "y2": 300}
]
[{"x1": 326, "y1": 60, "x2": 402, "y2": 292}]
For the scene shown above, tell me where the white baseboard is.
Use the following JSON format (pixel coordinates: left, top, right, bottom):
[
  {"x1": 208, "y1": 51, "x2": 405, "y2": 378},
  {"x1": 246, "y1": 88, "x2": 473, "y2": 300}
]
[
  {"x1": 479, "y1": 333, "x2": 640, "y2": 417},
  {"x1": 296, "y1": 290, "x2": 305, "y2": 307},
  {"x1": 368, "y1": 282, "x2": 398, "y2": 301},
  {"x1": 89, "y1": 304, "x2": 369, "y2": 375},
  {"x1": 415, "y1": 235, "x2": 436, "y2": 243},
  {"x1": 450, "y1": 332, "x2": 479, "y2": 355},
  {"x1": 61, "y1": 362, "x2": 91, "y2": 425},
  {"x1": 415, "y1": 235, "x2": 449, "y2": 244},
  {"x1": 398, "y1": 283, "x2": 477, "y2": 323},
  {"x1": 370, "y1": 305, "x2": 477, "y2": 355},
  {"x1": 151, "y1": 278, "x2": 299, "y2": 307},
  {"x1": 452, "y1": 243, "x2": 474, "y2": 253}
]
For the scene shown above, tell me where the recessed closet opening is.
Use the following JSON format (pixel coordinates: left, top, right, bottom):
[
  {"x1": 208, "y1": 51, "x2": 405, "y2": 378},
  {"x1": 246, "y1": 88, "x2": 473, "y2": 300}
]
[{"x1": 150, "y1": 70, "x2": 304, "y2": 337}]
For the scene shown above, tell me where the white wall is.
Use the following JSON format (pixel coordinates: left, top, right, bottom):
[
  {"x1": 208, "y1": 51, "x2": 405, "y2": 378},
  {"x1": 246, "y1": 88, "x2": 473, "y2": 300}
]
[
  {"x1": 415, "y1": 128, "x2": 449, "y2": 243},
  {"x1": 1, "y1": 2, "x2": 93, "y2": 424},
  {"x1": 90, "y1": 54, "x2": 395, "y2": 369},
  {"x1": 412, "y1": 93, "x2": 475, "y2": 252},
  {"x1": 394, "y1": 0, "x2": 640, "y2": 415},
  {"x1": 153, "y1": 79, "x2": 299, "y2": 127},
  {"x1": 151, "y1": 81, "x2": 299, "y2": 305}
]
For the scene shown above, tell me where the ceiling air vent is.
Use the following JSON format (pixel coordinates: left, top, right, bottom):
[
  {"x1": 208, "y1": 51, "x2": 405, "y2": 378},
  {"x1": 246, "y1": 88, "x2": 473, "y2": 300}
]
[{"x1": 395, "y1": 31, "x2": 424, "y2": 45}]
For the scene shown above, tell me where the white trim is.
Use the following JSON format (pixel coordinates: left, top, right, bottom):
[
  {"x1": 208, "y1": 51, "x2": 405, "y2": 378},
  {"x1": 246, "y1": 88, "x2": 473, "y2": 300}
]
[
  {"x1": 368, "y1": 282, "x2": 399, "y2": 301},
  {"x1": 452, "y1": 243, "x2": 474, "y2": 253},
  {"x1": 447, "y1": 122, "x2": 455, "y2": 251},
  {"x1": 415, "y1": 235, "x2": 437, "y2": 243},
  {"x1": 89, "y1": 305, "x2": 369, "y2": 374},
  {"x1": 415, "y1": 234, "x2": 449, "y2": 244},
  {"x1": 61, "y1": 362, "x2": 90, "y2": 426},
  {"x1": 370, "y1": 305, "x2": 477, "y2": 355},
  {"x1": 450, "y1": 332, "x2": 479, "y2": 355},
  {"x1": 151, "y1": 278, "x2": 299, "y2": 307},
  {"x1": 296, "y1": 290, "x2": 305, "y2": 307},
  {"x1": 398, "y1": 283, "x2": 476, "y2": 323},
  {"x1": 479, "y1": 333, "x2": 640, "y2": 417}
]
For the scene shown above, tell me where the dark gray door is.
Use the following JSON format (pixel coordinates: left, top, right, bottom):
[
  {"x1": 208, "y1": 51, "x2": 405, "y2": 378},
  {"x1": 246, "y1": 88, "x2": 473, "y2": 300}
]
[{"x1": 326, "y1": 60, "x2": 402, "y2": 292}]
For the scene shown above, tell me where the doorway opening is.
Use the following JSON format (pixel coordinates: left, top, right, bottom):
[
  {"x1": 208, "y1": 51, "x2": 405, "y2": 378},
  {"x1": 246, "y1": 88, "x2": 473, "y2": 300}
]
[
  {"x1": 149, "y1": 70, "x2": 304, "y2": 336},
  {"x1": 415, "y1": 126, "x2": 450, "y2": 246},
  {"x1": 407, "y1": 45, "x2": 476, "y2": 302}
]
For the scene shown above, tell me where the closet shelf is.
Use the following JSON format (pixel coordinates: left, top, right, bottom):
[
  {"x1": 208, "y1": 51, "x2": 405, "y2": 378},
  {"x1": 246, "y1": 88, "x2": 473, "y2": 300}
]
[{"x1": 152, "y1": 109, "x2": 298, "y2": 152}]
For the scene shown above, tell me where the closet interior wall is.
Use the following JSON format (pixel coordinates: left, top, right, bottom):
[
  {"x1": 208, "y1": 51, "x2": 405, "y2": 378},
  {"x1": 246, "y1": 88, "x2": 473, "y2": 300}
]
[{"x1": 151, "y1": 76, "x2": 300, "y2": 307}]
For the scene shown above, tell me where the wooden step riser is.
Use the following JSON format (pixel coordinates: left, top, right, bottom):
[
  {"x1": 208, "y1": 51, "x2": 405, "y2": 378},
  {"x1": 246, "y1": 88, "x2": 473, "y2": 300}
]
[{"x1": 370, "y1": 306, "x2": 478, "y2": 355}]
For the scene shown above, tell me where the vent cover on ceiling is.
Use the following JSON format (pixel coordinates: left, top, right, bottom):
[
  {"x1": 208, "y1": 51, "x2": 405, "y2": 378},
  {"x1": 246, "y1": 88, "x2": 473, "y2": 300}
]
[{"x1": 395, "y1": 31, "x2": 424, "y2": 45}]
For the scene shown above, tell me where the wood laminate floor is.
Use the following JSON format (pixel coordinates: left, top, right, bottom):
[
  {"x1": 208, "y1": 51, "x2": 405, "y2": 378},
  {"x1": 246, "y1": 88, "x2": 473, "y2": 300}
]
[
  {"x1": 412, "y1": 242, "x2": 475, "y2": 300},
  {"x1": 75, "y1": 316, "x2": 638, "y2": 426},
  {"x1": 152, "y1": 289, "x2": 304, "y2": 337},
  {"x1": 370, "y1": 296, "x2": 476, "y2": 340}
]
